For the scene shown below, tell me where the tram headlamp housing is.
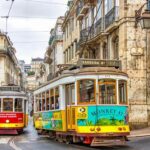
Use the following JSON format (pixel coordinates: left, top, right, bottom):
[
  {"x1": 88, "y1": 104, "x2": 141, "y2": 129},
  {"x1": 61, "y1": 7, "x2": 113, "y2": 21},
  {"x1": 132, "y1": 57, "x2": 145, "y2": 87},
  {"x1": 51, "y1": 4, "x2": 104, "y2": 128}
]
[
  {"x1": 79, "y1": 107, "x2": 86, "y2": 113},
  {"x1": 6, "y1": 120, "x2": 10, "y2": 123}
]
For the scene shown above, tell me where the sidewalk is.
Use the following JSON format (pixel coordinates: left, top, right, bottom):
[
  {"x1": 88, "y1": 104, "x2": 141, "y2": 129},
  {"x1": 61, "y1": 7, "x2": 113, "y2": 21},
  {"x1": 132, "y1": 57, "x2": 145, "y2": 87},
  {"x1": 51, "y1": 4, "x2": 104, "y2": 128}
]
[{"x1": 128, "y1": 127, "x2": 150, "y2": 138}]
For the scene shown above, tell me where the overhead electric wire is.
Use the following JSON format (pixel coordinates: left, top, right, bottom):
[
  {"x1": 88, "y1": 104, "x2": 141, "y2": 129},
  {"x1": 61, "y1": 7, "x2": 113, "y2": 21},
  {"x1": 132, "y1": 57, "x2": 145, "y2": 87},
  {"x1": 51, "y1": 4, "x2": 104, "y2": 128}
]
[
  {"x1": 9, "y1": 30, "x2": 49, "y2": 33},
  {"x1": 4, "y1": 0, "x2": 15, "y2": 34},
  {"x1": 7, "y1": 0, "x2": 15, "y2": 17},
  {"x1": 13, "y1": 41, "x2": 48, "y2": 43},
  {"x1": 80, "y1": 0, "x2": 103, "y2": 57},
  {"x1": 1, "y1": 16, "x2": 58, "y2": 19},
  {"x1": 23, "y1": 0, "x2": 67, "y2": 6}
]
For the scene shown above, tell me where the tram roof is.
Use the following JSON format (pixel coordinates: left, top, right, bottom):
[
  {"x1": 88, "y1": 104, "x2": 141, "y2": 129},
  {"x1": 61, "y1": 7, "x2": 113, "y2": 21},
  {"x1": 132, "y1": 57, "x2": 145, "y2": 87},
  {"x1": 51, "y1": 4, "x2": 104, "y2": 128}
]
[
  {"x1": 35, "y1": 67, "x2": 128, "y2": 91},
  {"x1": 0, "y1": 91, "x2": 27, "y2": 97}
]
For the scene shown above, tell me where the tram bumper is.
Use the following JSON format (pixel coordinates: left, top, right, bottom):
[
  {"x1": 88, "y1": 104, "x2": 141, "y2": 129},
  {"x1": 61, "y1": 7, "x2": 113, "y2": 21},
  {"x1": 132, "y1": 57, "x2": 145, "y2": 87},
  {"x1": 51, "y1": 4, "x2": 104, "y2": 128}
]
[
  {"x1": 0, "y1": 129, "x2": 18, "y2": 134},
  {"x1": 91, "y1": 136, "x2": 126, "y2": 147}
]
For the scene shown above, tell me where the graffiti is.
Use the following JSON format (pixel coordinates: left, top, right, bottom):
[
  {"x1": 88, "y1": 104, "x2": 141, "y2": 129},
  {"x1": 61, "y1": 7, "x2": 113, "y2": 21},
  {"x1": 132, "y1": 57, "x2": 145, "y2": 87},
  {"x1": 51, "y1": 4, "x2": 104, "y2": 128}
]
[{"x1": 77, "y1": 106, "x2": 128, "y2": 126}]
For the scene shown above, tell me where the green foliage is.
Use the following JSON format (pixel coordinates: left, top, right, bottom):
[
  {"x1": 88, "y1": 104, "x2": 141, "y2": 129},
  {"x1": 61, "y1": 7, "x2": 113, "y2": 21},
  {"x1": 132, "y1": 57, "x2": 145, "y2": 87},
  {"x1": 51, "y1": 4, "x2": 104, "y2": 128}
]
[
  {"x1": 96, "y1": 118, "x2": 111, "y2": 126},
  {"x1": 85, "y1": 120, "x2": 93, "y2": 126},
  {"x1": 27, "y1": 71, "x2": 35, "y2": 76}
]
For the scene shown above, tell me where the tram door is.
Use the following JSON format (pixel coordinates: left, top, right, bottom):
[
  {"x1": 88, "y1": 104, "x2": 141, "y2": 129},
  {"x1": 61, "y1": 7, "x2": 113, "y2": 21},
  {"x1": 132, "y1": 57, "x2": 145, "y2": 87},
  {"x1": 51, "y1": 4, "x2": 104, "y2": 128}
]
[{"x1": 65, "y1": 84, "x2": 75, "y2": 130}]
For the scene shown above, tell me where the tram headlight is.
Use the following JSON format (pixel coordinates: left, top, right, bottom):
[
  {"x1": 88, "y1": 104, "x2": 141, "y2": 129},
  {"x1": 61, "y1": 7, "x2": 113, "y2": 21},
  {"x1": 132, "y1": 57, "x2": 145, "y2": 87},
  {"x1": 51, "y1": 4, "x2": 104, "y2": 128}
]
[
  {"x1": 79, "y1": 107, "x2": 86, "y2": 113},
  {"x1": 6, "y1": 120, "x2": 10, "y2": 123}
]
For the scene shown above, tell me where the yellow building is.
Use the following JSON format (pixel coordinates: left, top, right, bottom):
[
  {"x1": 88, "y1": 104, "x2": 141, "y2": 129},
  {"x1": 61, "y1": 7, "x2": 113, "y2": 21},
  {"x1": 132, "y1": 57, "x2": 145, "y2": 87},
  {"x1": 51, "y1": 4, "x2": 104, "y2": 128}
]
[{"x1": 0, "y1": 32, "x2": 21, "y2": 86}]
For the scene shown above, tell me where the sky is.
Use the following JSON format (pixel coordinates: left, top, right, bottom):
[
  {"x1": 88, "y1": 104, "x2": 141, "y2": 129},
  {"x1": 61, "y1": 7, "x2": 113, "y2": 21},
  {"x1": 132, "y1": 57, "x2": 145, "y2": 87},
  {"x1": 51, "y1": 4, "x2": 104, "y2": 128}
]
[{"x1": 0, "y1": 0, "x2": 68, "y2": 64}]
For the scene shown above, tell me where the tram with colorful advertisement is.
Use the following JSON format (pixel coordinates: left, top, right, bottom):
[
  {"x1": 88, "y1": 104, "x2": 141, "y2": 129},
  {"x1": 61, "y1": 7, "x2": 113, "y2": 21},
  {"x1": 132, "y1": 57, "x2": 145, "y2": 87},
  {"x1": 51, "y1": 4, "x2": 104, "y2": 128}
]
[
  {"x1": 33, "y1": 61, "x2": 130, "y2": 146},
  {"x1": 0, "y1": 86, "x2": 28, "y2": 134}
]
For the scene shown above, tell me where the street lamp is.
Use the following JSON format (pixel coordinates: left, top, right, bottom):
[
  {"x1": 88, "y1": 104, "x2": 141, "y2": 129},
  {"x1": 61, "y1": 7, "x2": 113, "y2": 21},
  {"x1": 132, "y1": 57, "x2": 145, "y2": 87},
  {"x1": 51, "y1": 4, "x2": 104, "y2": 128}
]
[{"x1": 135, "y1": 0, "x2": 150, "y2": 29}]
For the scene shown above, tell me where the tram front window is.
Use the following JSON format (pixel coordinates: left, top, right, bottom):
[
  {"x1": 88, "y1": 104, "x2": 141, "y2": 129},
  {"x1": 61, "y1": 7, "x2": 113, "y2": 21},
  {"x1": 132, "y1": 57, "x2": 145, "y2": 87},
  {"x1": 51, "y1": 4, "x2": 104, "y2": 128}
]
[
  {"x1": 99, "y1": 79, "x2": 116, "y2": 104},
  {"x1": 78, "y1": 79, "x2": 95, "y2": 103},
  {"x1": 0, "y1": 99, "x2": 1, "y2": 112},
  {"x1": 119, "y1": 80, "x2": 127, "y2": 104},
  {"x1": 3, "y1": 98, "x2": 13, "y2": 111},
  {"x1": 15, "y1": 98, "x2": 23, "y2": 112}
]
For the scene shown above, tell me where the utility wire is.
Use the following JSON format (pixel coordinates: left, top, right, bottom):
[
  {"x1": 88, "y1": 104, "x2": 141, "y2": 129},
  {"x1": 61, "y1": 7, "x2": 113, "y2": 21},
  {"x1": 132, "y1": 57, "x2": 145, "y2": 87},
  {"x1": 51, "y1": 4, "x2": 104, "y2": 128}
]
[
  {"x1": 9, "y1": 30, "x2": 49, "y2": 33},
  {"x1": 23, "y1": 0, "x2": 67, "y2": 5},
  {"x1": 80, "y1": 0, "x2": 103, "y2": 57},
  {"x1": 1, "y1": 16, "x2": 59, "y2": 20},
  {"x1": 4, "y1": 0, "x2": 15, "y2": 34},
  {"x1": 13, "y1": 41, "x2": 48, "y2": 43}
]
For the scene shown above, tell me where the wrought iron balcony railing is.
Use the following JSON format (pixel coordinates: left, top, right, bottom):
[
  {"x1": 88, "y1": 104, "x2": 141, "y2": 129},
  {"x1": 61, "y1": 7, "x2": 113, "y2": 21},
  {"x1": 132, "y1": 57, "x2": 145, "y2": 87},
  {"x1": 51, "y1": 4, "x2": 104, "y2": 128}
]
[
  {"x1": 76, "y1": 1, "x2": 84, "y2": 17},
  {"x1": 105, "y1": 6, "x2": 119, "y2": 29}
]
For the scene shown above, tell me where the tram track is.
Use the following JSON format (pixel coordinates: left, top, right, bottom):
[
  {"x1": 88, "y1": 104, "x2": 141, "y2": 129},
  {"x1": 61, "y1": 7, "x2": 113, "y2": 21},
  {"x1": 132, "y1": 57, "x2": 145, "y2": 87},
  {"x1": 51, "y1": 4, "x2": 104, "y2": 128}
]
[{"x1": 8, "y1": 136, "x2": 22, "y2": 150}]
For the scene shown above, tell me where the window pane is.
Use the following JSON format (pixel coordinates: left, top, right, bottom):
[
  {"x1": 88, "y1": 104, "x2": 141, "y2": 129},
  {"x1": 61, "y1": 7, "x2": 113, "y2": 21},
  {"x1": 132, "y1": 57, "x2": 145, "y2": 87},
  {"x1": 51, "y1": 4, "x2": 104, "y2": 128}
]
[
  {"x1": 46, "y1": 91, "x2": 50, "y2": 110},
  {"x1": 0, "y1": 99, "x2": 1, "y2": 112},
  {"x1": 119, "y1": 80, "x2": 127, "y2": 104},
  {"x1": 55, "y1": 87, "x2": 60, "y2": 109},
  {"x1": 50, "y1": 89, "x2": 54, "y2": 110},
  {"x1": 99, "y1": 79, "x2": 116, "y2": 104},
  {"x1": 3, "y1": 98, "x2": 13, "y2": 111},
  {"x1": 78, "y1": 80, "x2": 95, "y2": 103},
  {"x1": 15, "y1": 98, "x2": 23, "y2": 112},
  {"x1": 42, "y1": 93, "x2": 46, "y2": 111}
]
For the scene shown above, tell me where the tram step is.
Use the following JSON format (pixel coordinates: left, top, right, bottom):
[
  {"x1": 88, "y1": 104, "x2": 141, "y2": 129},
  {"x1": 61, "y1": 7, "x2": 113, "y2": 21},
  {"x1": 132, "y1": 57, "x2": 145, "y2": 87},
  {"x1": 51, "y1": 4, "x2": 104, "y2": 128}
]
[
  {"x1": 91, "y1": 137, "x2": 126, "y2": 147},
  {"x1": 0, "y1": 129, "x2": 18, "y2": 135}
]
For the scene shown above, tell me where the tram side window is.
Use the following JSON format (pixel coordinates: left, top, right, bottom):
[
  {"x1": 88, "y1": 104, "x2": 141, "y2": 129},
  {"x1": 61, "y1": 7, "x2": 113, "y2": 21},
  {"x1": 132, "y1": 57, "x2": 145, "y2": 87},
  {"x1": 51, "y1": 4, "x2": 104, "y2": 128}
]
[
  {"x1": 46, "y1": 90, "x2": 50, "y2": 110},
  {"x1": 50, "y1": 89, "x2": 54, "y2": 110},
  {"x1": 35, "y1": 95, "x2": 39, "y2": 112},
  {"x1": 99, "y1": 79, "x2": 116, "y2": 104},
  {"x1": 15, "y1": 98, "x2": 23, "y2": 112},
  {"x1": 0, "y1": 98, "x2": 2, "y2": 112},
  {"x1": 78, "y1": 79, "x2": 95, "y2": 103},
  {"x1": 119, "y1": 80, "x2": 127, "y2": 104},
  {"x1": 66, "y1": 84, "x2": 75, "y2": 105},
  {"x1": 42, "y1": 93, "x2": 46, "y2": 111},
  {"x1": 3, "y1": 98, "x2": 13, "y2": 111},
  {"x1": 55, "y1": 87, "x2": 59, "y2": 109},
  {"x1": 39, "y1": 94, "x2": 42, "y2": 111}
]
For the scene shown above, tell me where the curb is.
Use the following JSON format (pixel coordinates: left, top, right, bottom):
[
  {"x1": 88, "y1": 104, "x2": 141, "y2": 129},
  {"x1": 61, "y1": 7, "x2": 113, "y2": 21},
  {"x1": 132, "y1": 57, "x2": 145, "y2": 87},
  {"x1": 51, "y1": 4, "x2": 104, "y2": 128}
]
[{"x1": 128, "y1": 134, "x2": 150, "y2": 138}]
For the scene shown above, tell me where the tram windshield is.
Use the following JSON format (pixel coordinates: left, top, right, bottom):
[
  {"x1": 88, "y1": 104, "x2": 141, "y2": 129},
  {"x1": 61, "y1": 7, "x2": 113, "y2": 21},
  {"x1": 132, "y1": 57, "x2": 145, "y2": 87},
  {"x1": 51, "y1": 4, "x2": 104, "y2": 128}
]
[
  {"x1": 99, "y1": 79, "x2": 116, "y2": 104},
  {"x1": 3, "y1": 98, "x2": 13, "y2": 111},
  {"x1": 119, "y1": 80, "x2": 127, "y2": 104},
  {"x1": 78, "y1": 79, "x2": 95, "y2": 103},
  {"x1": 15, "y1": 98, "x2": 23, "y2": 112},
  {"x1": 0, "y1": 99, "x2": 1, "y2": 111}
]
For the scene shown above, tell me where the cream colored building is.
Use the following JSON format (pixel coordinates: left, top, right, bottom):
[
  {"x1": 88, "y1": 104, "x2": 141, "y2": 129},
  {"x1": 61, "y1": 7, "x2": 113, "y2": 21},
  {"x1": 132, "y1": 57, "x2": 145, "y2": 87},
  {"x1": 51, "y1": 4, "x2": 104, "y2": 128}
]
[
  {"x1": 62, "y1": 0, "x2": 150, "y2": 128},
  {"x1": 63, "y1": 0, "x2": 80, "y2": 64},
  {"x1": 44, "y1": 16, "x2": 64, "y2": 80},
  {"x1": 0, "y1": 32, "x2": 21, "y2": 86}
]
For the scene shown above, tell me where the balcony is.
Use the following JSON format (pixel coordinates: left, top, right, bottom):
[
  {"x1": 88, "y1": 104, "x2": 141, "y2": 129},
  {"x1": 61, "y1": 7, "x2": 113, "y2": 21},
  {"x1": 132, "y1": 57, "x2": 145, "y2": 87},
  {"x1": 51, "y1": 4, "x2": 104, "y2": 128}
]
[
  {"x1": 95, "y1": 17, "x2": 104, "y2": 36},
  {"x1": 79, "y1": 27, "x2": 90, "y2": 44},
  {"x1": 49, "y1": 35, "x2": 63, "y2": 46},
  {"x1": 77, "y1": 58, "x2": 122, "y2": 69},
  {"x1": 105, "y1": 6, "x2": 119, "y2": 29},
  {"x1": 76, "y1": 2, "x2": 91, "y2": 20},
  {"x1": 54, "y1": 35, "x2": 63, "y2": 41}
]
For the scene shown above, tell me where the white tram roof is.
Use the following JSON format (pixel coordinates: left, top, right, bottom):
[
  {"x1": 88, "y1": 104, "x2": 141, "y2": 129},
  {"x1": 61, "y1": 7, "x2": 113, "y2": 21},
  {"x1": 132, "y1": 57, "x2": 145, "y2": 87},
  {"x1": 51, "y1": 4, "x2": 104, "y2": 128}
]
[
  {"x1": 0, "y1": 91, "x2": 26, "y2": 97},
  {"x1": 34, "y1": 67, "x2": 128, "y2": 93}
]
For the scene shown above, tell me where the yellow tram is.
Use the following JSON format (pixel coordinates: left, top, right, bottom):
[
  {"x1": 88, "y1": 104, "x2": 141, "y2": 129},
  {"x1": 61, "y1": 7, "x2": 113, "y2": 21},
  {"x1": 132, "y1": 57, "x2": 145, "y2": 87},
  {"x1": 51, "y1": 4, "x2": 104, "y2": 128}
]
[
  {"x1": 34, "y1": 63, "x2": 130, "y2": 146},
  {"x1": 0, "y1": 86, "x2": 28, "y2": 134}
]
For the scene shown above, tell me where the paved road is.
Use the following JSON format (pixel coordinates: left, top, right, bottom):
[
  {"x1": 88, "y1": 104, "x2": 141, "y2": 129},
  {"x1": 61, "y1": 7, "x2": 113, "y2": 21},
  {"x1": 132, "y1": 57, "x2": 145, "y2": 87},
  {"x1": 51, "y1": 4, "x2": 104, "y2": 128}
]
[{"x1": 0, "y1": 119, "x2": 150, "y2": 150}]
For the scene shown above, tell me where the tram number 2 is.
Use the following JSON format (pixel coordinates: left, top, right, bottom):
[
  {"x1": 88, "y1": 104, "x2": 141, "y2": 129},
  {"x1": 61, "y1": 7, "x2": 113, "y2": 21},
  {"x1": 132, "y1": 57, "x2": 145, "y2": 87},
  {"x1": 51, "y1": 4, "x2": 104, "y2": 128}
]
[{"x1": 77, "y1": 113, "x2": 87, "y2": 119}]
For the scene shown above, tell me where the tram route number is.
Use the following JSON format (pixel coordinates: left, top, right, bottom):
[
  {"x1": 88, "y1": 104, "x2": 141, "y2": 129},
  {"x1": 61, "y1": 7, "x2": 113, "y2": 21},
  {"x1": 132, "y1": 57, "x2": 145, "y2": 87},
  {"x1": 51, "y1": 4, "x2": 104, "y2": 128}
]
[{"x1": 77, "y1": 113, "x2": 87, "y2": 119}]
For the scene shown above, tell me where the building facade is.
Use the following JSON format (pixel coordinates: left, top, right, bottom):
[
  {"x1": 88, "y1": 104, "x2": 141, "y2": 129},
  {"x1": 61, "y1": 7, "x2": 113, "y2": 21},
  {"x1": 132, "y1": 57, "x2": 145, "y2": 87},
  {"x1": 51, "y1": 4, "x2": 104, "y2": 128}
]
[
  {"x1": 44, "y1": 17, "x2": 64, "y2": 80},
  {"x1": 62, "y1": 0, "x2": 150, "y2": 128},
  {"x1": 0, "y1": 32, "x2": 21, "y2": 86}
]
